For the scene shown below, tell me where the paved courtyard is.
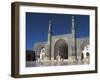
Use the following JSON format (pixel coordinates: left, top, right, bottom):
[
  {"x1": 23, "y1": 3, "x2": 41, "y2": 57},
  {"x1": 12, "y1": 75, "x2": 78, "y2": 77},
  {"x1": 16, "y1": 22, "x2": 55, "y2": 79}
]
[{"x1": 26, "y1": 58, "x2": 89, "y2": 67}]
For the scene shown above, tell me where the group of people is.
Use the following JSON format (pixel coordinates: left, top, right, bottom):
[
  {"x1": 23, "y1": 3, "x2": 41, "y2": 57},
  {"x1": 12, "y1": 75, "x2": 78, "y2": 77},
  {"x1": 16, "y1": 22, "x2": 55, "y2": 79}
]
[{"x1": 56, "y1": 54, "x2": 64, "y2": 62}]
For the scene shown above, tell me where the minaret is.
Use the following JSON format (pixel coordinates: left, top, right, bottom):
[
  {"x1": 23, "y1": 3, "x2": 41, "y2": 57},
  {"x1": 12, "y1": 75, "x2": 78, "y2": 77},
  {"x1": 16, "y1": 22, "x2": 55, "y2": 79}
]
[
  {"x1": 72, "y1": 16, "x2": 77, "y2": 60},
  {"x1": 48, "y1": 20, "x2": 52, "y2": 60}
]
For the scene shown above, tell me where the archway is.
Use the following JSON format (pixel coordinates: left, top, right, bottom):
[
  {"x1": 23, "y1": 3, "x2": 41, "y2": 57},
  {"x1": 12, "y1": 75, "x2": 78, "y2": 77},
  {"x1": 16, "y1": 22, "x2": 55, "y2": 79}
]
[
  {"x1": 40, "y1": 47, "x2": 46, "y2": 60},
  {"x1": 86, "y1": 52, "x2": 90, "y2": 59},
  {"x1": 54, "y1": 39, "x2": 68, "y2": 59},
  {"x1": 86, "y1": 52, "x2": 89, "y2": 56}
]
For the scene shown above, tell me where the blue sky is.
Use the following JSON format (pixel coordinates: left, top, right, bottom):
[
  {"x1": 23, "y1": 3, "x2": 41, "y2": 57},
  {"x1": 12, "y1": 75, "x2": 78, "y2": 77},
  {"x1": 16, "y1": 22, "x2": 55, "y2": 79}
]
[{"x1": 26, "y1": 12, "x2": 89, "y2": 50}]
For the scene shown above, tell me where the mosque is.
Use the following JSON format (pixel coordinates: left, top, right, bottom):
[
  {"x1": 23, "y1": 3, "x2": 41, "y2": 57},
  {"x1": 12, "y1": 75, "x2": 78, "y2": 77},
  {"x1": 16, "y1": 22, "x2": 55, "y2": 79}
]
[{"x1": 33, "y1": 16, "x2": 89, "y2": 62}]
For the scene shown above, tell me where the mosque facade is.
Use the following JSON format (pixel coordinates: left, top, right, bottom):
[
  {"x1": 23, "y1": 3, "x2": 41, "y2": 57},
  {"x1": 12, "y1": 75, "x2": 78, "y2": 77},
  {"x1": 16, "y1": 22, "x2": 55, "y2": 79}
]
[{"x1": 33, "y1": 16, "x2": 89, "y2": 61}]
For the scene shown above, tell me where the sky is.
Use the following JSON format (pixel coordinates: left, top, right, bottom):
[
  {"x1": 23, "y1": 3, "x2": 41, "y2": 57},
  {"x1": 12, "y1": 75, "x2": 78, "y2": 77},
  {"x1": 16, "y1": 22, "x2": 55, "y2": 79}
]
[{"x1": 26, "y1": 12, "x2": 89, "y2": 50}]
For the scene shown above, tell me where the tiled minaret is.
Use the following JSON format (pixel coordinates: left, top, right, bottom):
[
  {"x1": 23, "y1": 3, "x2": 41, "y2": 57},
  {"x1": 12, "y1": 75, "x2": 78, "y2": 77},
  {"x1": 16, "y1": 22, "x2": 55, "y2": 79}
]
[
  {"x1": 48, "y1": 20, "x2": 52, "y2": 60},
  {"x1": 72, "y1": 16, "x2": 77, "y2": 60}
]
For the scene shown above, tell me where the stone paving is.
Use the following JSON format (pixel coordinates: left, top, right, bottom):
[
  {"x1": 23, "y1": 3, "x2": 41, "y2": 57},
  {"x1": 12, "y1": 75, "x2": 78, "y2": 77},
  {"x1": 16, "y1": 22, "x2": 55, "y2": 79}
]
[{"x1": 26, "y1": 58, "x2": 89, "y2": 67}]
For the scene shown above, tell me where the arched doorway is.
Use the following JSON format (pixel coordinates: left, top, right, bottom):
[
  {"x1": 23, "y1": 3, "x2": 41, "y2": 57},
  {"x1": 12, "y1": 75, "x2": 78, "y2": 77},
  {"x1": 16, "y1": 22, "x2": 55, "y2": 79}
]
[
  {"x1": 54, "y1": 39, "x2": 68, "y2": 59},
  {"x1": 40, "y1": 47, "x2": 46, "y2": 60},
  {"x1": 86, "y1": 52, "x2": 89, "y2": 56}
]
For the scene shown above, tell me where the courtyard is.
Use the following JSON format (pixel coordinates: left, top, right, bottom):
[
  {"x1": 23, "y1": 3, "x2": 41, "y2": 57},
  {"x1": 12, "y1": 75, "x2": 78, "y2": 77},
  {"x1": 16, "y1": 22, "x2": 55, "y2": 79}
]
[{"x1": 26, "y1": 57, "x2": 89, "y2": 67}]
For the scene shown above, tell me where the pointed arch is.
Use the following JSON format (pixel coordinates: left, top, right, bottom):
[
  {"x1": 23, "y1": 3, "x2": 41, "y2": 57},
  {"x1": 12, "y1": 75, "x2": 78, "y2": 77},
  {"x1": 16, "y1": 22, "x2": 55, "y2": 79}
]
[{"x1": 54, "y1": 39, "x2": 68, "y2": 59}]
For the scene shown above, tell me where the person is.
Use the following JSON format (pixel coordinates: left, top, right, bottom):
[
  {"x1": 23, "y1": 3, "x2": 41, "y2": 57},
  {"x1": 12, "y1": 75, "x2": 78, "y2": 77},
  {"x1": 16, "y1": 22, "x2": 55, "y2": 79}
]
[{"x1": 56, "y1": 54, "x2": 61, "y2": 62}]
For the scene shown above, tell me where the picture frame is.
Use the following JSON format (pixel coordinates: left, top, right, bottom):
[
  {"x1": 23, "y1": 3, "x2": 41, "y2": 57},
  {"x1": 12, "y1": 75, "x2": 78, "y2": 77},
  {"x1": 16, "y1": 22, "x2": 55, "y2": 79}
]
[{"x1": 11, "y1": 2, "x2": 98, "y2": 78}]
